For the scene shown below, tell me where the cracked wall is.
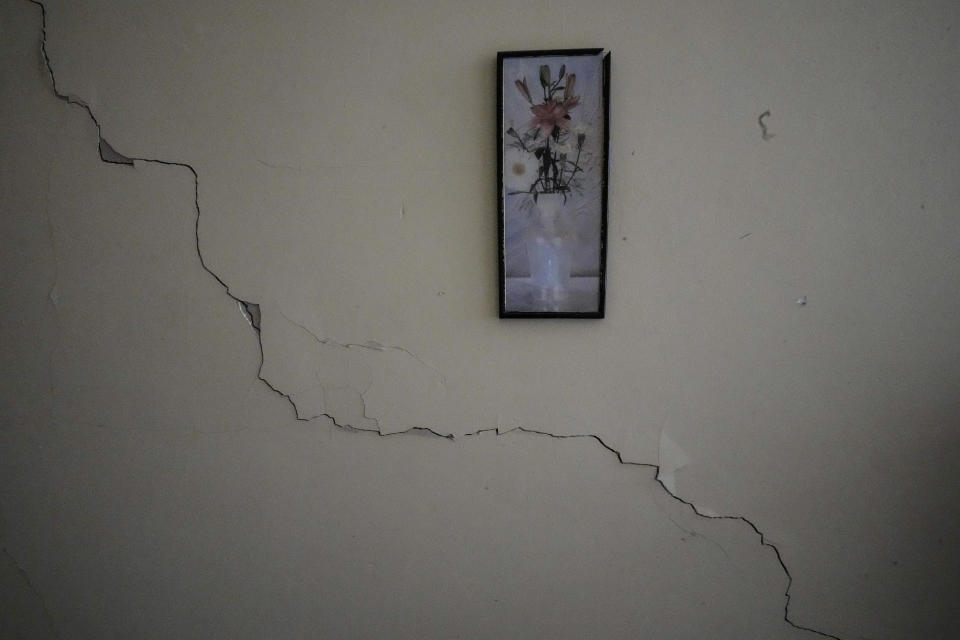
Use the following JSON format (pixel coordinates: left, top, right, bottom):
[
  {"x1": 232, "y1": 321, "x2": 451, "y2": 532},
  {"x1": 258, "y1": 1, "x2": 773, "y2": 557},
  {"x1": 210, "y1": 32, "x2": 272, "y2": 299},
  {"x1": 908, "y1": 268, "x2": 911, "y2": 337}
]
[{"x1": 2, "y1": 1, "x2": 960, "y2": 638}]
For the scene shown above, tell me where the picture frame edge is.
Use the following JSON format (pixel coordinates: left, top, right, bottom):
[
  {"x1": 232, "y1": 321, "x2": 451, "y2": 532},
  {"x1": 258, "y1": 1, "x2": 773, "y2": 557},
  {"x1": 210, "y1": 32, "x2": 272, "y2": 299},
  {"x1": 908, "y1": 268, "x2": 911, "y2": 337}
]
[{"x1": 497, "y1": 48, "x2": 610, "y2": 320}]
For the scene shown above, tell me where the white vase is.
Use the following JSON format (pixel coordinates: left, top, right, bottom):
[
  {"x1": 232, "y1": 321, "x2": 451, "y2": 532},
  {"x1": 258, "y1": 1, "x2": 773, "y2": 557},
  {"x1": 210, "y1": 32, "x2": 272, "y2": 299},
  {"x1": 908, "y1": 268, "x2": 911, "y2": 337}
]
[{"x1": 524, "y1": 192, "x2": 574, "y2": 308}]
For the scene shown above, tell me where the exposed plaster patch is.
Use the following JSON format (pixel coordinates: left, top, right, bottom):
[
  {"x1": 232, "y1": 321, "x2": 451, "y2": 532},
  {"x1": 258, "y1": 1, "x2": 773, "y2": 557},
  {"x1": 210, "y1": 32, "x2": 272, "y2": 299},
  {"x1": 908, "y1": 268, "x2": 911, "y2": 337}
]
[
  {"x1": 98, "y1": 137, "x2": 133, "y2": 165},
  {"x1": 237, "y1": 300, "x2": 261, "y2": 331},
  {"x1": 26, "y1": 2, "x2": 843, "y2": 637}
]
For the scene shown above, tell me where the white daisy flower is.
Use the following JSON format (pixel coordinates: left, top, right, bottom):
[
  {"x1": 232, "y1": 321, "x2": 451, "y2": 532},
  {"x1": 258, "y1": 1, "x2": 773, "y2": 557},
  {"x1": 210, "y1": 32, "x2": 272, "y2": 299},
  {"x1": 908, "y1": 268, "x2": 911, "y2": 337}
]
[{"x1": 504, "y1": 148, "x2": 539, "y2": 192}]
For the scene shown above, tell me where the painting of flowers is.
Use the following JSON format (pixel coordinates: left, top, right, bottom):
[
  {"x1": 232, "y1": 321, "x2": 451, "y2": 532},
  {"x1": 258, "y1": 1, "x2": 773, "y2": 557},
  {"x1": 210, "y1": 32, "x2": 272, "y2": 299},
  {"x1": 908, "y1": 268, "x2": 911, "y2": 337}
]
[{"x1": 498, "y1": 49, "x2": 609, "y2": 318}]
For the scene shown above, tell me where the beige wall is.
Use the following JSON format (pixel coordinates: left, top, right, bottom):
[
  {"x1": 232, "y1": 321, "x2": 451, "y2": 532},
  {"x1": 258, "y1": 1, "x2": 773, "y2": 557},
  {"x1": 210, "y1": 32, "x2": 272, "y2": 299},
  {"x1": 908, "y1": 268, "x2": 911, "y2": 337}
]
[{"x1": 2, "y1": 1, "x2": 959, "y2": 638}]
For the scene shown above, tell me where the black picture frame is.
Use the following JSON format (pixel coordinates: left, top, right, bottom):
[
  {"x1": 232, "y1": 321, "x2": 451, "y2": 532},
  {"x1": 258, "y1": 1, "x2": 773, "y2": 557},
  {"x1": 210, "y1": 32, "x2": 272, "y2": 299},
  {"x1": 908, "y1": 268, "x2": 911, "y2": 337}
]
[{"x1": 498, "y1": 48, "x2": 610, "y2": 319}]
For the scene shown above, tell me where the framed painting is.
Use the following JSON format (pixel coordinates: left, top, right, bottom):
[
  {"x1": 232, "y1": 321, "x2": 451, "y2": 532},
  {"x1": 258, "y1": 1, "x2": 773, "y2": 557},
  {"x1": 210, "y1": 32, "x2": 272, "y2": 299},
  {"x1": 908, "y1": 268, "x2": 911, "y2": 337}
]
[{"x1": 498, "y1": 48, "x2": 610, "y2": 318}]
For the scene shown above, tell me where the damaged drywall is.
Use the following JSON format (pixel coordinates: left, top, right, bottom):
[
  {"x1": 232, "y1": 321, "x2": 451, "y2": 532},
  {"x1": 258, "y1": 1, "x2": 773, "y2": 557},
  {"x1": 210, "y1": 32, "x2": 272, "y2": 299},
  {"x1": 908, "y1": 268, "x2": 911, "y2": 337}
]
[
  {"x1": 24, "y1": 11, "x2": 836, "y2": 636},
  {"x1": 4, "y1": 0, "x2": 960, "y2": 638},
  {"x1": 4, "y1": 8, "x2": 831, "y2": 636}
]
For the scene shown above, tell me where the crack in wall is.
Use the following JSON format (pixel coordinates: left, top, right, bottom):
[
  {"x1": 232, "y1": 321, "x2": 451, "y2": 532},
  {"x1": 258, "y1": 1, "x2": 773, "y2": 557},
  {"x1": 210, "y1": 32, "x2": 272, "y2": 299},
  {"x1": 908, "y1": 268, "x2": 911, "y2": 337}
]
[
  {"x1": 26, "y1": 2, "x2": 844, "y2": 637},
  {"x1": 663, "y1": 511, "x2": 731, "y2": 559},
  {"x1": 276, "y1": 306, "x2": 446, "y2": 384},
  {"x1": 464, "y1": 426, "x2": 844, "y2": 639},
  {"x1": 273, "y1": 305, "x2": 451, "y2": 435},
  {"x1": 1, "y1": 546, "x2": 61, "y2": 639},
  {"x1": 42, "y1": 129, "x2": 61, "y2": 435}
]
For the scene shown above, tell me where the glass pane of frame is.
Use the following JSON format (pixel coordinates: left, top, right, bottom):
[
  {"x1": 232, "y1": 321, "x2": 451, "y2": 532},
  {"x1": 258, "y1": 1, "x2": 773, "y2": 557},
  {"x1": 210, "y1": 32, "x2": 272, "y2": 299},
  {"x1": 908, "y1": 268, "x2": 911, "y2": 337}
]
[{"x1": 498, "y1": 49, "x2": 610, "y2": 318}]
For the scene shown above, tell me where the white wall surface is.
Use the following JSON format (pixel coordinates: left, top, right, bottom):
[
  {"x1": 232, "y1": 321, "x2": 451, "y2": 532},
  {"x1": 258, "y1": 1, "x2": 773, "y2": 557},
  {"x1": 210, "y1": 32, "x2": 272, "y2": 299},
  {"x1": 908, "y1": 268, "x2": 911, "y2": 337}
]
[{"x1": 2, "y1": 1, "x2": 959, "y2": 638}]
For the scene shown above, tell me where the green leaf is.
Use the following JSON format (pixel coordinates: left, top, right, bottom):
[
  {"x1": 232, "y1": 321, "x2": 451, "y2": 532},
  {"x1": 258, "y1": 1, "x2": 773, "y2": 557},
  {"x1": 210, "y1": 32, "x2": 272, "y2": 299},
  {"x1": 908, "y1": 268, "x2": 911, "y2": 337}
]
[
  {"x1": 539, "y1": 65, "x2": 550, "y2": 88},
  {"x1": 558, "y1": 64, "x2": 566, "y2": 79}
]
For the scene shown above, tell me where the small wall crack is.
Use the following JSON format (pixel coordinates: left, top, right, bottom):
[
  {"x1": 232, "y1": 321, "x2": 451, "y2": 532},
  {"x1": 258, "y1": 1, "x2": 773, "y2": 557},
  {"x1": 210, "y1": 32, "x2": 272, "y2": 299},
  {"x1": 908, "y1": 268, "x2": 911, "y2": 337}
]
[{"x1": 1, "y1": 543, "x2": 61, "y2": 639}]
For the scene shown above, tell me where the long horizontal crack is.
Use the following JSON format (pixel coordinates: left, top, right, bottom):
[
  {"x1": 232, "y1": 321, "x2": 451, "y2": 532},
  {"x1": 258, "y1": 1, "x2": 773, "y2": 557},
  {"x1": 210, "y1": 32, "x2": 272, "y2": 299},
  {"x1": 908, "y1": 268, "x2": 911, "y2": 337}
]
[{"x1": 27, "y1": 2, "x2": 842, "y2": 638}]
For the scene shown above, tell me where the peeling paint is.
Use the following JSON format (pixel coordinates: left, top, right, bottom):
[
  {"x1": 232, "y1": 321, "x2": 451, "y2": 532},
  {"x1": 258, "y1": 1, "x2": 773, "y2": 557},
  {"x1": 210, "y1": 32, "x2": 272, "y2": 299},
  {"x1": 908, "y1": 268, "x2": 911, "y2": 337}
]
[{"x1": 657, "y1": 431, "x2": 692, "y2": 495}]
